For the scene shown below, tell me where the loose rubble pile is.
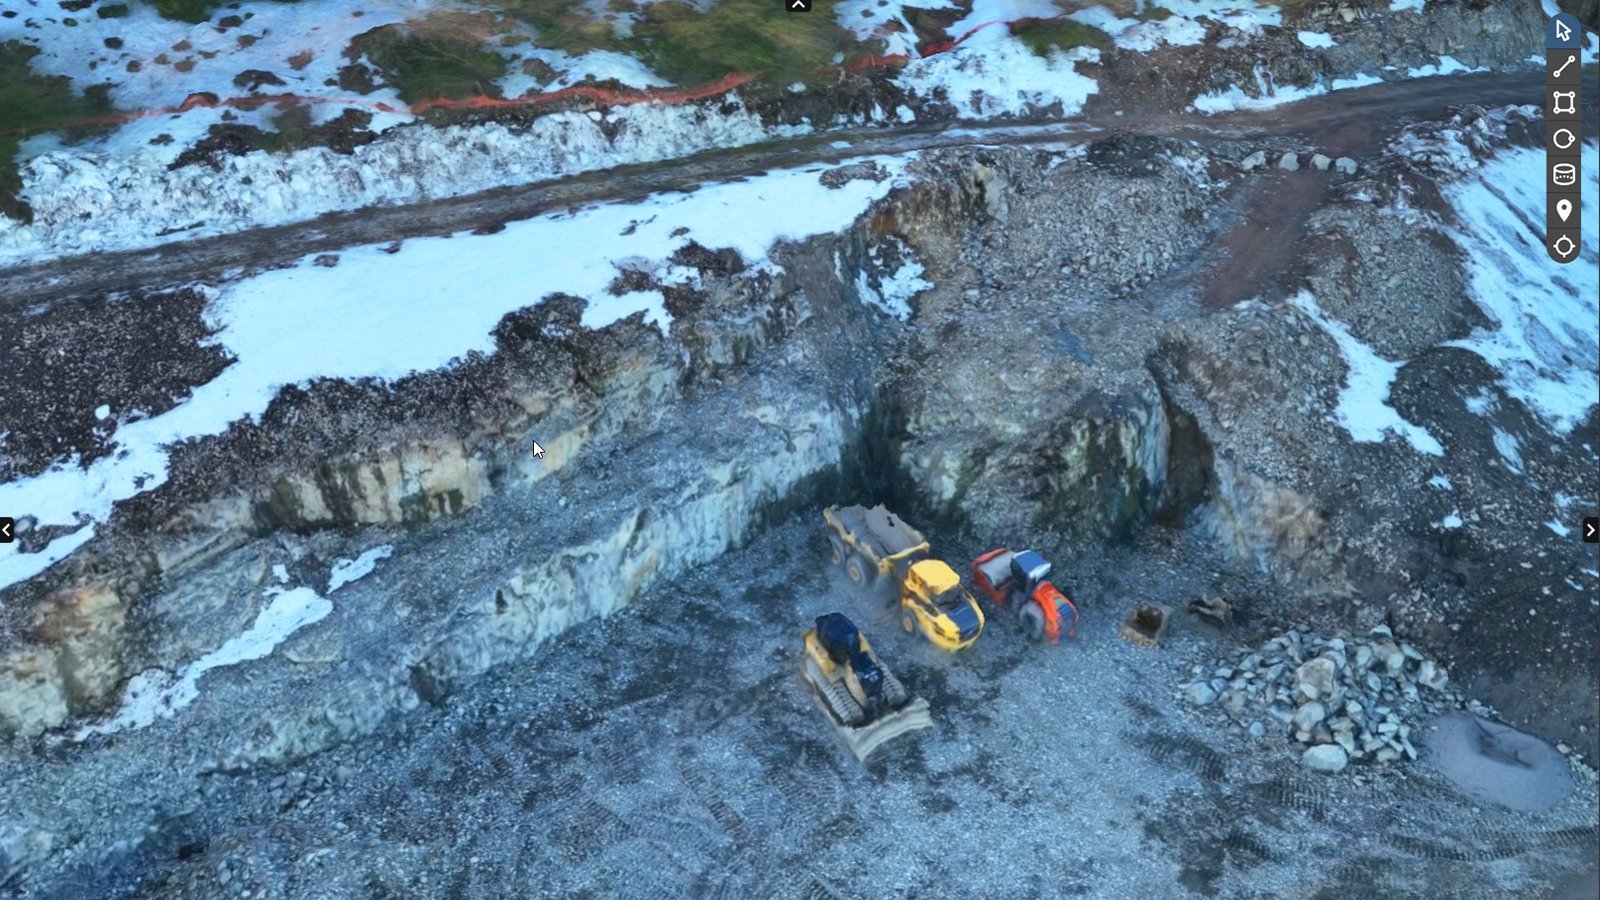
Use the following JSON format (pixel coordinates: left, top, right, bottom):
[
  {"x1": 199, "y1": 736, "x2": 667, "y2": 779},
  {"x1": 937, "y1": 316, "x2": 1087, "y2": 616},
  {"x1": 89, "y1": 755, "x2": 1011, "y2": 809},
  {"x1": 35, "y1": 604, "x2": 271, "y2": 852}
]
[{"x1": 1184, "y1": 624, "x2": 1480, "y2": 775}]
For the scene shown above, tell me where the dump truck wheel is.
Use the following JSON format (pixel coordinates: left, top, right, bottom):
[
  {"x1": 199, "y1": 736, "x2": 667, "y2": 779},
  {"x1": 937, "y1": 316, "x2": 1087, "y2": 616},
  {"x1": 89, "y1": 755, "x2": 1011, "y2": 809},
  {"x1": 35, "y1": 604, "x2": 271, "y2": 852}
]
[
  {"x1": 1017, "y1": 603, "x2": 1046, "y2": 641},
  {"x1": 828, "y1": 536, "x2": 845, "y2": 566},
  {"x1": 846, "y1": 554, "x2": 872, "y2": 586}
]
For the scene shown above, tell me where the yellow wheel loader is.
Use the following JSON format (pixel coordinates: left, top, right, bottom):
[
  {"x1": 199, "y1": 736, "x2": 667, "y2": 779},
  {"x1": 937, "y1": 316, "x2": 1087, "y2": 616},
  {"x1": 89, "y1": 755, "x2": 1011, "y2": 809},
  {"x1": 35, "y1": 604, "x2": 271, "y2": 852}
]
[
  {"x1": 801, "y1": 613, "x2": 932, "y2": 762},
  {"x1": 823, "y1": 504, "x2": 984, "y2": 651}
]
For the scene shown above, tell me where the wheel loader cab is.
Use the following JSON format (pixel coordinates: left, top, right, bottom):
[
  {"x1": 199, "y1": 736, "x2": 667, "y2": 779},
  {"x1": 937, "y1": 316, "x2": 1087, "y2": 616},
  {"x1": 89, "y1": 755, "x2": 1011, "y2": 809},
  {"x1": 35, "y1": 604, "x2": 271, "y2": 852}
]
[
  {"x1": 901, "y1": 560, "x2": 984, "y2": 651},
  {"x1": 1009, "y1": 550, "x2": 1052, "y2": 594}
]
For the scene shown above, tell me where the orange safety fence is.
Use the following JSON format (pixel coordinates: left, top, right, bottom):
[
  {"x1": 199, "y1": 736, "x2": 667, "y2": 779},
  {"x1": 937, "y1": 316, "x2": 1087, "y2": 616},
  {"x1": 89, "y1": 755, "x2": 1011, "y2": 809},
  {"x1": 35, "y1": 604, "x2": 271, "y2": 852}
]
[{"x1": 0, "y1": 14, "x2": 1045, "y2": 139}]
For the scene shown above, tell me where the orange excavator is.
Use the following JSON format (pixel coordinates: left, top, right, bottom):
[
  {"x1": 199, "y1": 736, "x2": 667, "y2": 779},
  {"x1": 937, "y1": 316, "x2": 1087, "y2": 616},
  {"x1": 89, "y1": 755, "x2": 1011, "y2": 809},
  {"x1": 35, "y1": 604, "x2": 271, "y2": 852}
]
[{"x1": 971, "y1": 549, "x2": 1079, "y2": 643}]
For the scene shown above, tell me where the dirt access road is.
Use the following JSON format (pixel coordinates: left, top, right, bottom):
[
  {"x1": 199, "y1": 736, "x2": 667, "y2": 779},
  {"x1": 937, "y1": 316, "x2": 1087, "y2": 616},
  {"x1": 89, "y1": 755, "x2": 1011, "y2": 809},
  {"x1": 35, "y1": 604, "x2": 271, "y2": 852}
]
[{"x1": 0, "y1": 70, "x2": 1564, "y2": 310}]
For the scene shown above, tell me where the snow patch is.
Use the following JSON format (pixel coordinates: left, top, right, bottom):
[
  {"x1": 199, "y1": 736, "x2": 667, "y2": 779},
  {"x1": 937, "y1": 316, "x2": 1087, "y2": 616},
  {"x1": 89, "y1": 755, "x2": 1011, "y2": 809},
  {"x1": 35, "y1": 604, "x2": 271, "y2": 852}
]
[
  {"x1": 496, "y1": 46, "x2": 670, "y2": 99},
  {"x1": 1289, "y1": 291, "x2": 1444, "y2": 456},
  {"x1": 1390, "y1": 0, "x2": 1426, "y2": 11},
  {"x1": 0, "y1": 158, "x2": 911, "y2": 591},
  {"x1": 898, "y1": 29, "x2": 1099, "y2": 118},
  {"x1": 1546, "y1": 520, "x2": 1570, "y2": 537},
  {"x1": 1492, "y1": 428, "x2": 1524, "y2": 474},
  {"x1": 0, "y1": 0, "x2": 429, "y2": 163},
  {"x1": 1437, "y1": 511, "x2": 1464, "y2": 530},
  {"x1": 1427, "y1": 475, "x2": 1453, "y2": 491},
  {"x1": 1297, "y1": 31, "x2": 1336, "y2": 49},
  {"x1": 857, "y1": 240, "x2": 933, "y2": 320},
  {"x1": 1, "y1": 98, "x2": 807, "y2": 267},
  {"x1": 1407, "y1": 56, "x2": 1484, "y2": 78},
  {"x1": 74, "y1": 585, "x2": 331, "y2": 738},
  {"x1": 1441, "y1": 145, "x2": 1599, "y2": 434},
  {"x1": 838, "y1": 0, "x2": 958, "y2": 57},
  {"x1": 328, "y1": 545, "x2": 395, "y2": 593}
]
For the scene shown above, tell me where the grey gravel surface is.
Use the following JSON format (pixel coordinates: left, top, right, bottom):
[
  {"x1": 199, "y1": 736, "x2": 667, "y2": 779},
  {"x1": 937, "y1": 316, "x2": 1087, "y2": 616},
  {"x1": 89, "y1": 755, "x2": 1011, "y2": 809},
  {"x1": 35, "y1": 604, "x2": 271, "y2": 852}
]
[{"x1": 55, "y1": 520, "x2": 1597, "y2": 900}]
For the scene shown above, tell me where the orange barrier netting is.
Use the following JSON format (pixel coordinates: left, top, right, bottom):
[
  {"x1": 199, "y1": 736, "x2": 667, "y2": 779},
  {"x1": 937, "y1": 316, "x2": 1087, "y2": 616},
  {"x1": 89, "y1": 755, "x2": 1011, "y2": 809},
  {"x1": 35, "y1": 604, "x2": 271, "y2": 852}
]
[{"x1": 2, "y1": 17, "x2": 1028, "y2": 139}]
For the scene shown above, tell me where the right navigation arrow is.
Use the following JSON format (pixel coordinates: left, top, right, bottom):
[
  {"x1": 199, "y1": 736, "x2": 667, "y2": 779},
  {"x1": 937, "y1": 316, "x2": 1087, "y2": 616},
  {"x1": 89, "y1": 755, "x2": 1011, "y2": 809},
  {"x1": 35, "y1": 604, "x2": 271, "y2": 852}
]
[{"x1": 1584, "y1": 516, "x2": 1599, "y2": 544}]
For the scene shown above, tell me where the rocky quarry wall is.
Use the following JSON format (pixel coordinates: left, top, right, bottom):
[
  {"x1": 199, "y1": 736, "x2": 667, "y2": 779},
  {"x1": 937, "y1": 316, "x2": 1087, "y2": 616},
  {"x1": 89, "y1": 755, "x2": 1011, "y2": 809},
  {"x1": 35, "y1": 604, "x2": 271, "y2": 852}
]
[{"x1": 0, "y1": 127, "x2": 1595, "y2": 882}]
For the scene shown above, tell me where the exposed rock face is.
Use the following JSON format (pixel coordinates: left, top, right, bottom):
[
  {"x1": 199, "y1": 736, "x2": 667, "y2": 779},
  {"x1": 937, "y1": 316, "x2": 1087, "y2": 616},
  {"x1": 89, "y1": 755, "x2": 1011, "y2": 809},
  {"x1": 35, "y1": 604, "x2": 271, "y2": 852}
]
[{"x1": 0, "y1": 99, "x2": 1595, "y2": 892}]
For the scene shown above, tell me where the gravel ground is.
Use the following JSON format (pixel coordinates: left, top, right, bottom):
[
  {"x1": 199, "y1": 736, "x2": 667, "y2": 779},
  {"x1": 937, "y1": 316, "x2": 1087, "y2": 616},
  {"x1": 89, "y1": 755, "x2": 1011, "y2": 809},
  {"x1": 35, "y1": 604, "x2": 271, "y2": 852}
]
[{"x1": 59, "y1": 519, "x2": 1596, "y2": 900}]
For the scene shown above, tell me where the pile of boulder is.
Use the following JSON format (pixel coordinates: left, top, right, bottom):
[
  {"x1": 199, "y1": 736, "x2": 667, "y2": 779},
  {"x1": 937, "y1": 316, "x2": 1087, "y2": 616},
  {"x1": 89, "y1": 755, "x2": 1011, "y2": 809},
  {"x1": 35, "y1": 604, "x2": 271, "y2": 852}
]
[{"x1": 1184, "y1": 624, "x2": 1479, "y2": 775}]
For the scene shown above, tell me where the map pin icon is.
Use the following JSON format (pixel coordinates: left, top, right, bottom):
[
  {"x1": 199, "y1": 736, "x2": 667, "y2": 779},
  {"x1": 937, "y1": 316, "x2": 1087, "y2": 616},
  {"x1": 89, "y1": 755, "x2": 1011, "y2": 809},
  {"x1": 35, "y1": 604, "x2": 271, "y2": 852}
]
[{"x1": 1557, "y1": 198, "x2": 1573, "y2": 222}]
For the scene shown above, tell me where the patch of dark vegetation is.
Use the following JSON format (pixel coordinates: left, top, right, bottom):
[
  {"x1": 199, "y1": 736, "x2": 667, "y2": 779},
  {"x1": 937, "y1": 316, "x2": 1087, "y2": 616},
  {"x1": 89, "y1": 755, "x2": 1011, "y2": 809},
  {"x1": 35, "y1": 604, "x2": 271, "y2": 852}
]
[
  {"x1": 606, "y1": 267, "x2": 656, "y2": 296},
  {"x1": 141, "y1": 0, "x2": 303, "y2": 24},
  {"x1": 670, "y1": 241, "x2": 745, "y2": 277},
  {"x1": 503, "y1": 0, "x2": 863, "y2": 86},
  {"x1": 0, "y1": 40, "x2": 116, "y2": 222},
  {"x1": 1010, "y1": 17, "x2": 1111, "y2": 57},
  {"x1": 0, "y1": 287, "x2": 233, "y2": 482},
  {"x1": 167, "y1": 107, "x2": 377, "y2": 170},
  {"x1": 231, "y1": 68, "x2": 286, "y2": 90},
  {"x1": 349, "y1": 24, "x2": 511, "y2": 105}
]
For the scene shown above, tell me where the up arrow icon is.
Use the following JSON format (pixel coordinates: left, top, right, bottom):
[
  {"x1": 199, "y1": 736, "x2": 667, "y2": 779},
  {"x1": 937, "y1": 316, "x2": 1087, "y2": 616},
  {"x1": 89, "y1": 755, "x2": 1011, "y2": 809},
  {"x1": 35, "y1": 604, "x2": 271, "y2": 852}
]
[{"x1": 788, "y1": 0, "x2": 812, "y2": 10}]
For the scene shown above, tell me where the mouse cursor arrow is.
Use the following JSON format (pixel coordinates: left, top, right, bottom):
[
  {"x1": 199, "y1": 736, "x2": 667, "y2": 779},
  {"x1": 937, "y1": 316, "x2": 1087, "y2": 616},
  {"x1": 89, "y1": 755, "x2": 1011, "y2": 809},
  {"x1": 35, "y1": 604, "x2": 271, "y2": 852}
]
[{"x1": 531, "y1": 441, "x2": 546, "y2": 460}]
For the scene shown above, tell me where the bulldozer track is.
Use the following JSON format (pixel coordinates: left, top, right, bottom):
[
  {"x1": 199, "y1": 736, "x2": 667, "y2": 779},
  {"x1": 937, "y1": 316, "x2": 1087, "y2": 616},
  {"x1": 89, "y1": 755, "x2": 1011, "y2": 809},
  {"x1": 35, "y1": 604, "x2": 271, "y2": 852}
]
[
  {"x1": 1130, "y1": 731, "x2": 1231, "y2": 782},
  {"x1": 1389, "y1": 825, "x2": 1598, "y2": 862},
  {"x1": 1250, "y1": 776, "x2": 1332, "y2": 819},
  {"x1": 678, "y1": 761, "x2": 759, "y2": 849}
]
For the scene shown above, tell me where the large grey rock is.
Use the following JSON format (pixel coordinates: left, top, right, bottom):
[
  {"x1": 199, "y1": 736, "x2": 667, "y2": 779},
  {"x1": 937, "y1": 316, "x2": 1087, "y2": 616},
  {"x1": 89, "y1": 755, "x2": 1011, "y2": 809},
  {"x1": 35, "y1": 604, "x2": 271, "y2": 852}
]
[
  {"x1": 1278, "y1": 152, "x2": 1300, "y2": 171},
  {"x1": 1311, "y1": 153, "x2": 1332, "y2": 171},
  {"x1": 1416, "y1": 659, "x2": 1449, "y2": 691},
  {"x1": 1239, "y1": 150, "x2": 1267, "y2": 171},
  {"x1": 1334, "y1": 157, "x2": 1358, "y2": 174},
  {"x1": 1187, "y1": 681, "x2": 1219, "y2": 705},
  {"x1": 1296, "y1": 657, "x2": 1337, "y2": 701},
  {"x1": 1371, "y1": 641, "x2": 1405, "y2": 675},
  {"x1": 1292, "y1": 701, "x2": 1327, "y2": 732},
  {"x1": 1301, "y1": 744, "x2": 1349, "y2": 773}
]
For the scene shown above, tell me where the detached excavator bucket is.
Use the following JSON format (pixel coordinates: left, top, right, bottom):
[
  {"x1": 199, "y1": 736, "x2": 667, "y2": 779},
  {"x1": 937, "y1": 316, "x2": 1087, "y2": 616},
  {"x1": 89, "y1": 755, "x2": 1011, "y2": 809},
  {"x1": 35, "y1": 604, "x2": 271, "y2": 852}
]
[{"x1": 1120, "y1": 602, "x2": 1171, "y2": 648}]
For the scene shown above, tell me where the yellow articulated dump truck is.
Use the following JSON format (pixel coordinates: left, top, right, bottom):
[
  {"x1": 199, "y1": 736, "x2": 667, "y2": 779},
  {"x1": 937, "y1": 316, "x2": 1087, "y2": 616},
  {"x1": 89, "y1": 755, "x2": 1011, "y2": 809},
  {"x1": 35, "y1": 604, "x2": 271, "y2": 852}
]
[{"x1": 822, "y1": 504, "x2": 984, "y2": 651}]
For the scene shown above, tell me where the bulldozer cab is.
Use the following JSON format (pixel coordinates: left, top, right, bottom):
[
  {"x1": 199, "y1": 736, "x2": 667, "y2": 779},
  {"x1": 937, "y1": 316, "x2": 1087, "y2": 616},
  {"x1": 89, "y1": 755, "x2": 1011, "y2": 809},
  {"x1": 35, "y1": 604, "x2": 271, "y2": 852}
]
[{"x1": 814, "y1": 614, "x2": 887, "y2": 714}]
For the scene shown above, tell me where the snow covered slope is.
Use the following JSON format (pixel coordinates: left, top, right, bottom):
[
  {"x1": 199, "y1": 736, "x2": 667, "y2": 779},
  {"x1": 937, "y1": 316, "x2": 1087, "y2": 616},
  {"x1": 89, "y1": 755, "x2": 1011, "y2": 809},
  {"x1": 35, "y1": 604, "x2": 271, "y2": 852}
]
[{"x1": 0, "y1": 156, "x2": 913, "y2": 594}]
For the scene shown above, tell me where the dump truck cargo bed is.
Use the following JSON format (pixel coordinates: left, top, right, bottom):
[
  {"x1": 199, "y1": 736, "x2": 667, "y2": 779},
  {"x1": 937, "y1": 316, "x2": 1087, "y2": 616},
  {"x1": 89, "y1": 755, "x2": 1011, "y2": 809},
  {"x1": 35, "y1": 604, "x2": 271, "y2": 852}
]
[{"x1": 823, "y1": 504, "x2": 931, "y2": 581}]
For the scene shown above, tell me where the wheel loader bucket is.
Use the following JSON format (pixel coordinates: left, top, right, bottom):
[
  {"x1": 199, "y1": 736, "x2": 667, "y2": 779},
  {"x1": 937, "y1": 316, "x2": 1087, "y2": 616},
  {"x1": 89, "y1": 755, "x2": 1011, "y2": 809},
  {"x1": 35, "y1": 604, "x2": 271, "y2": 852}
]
[{"x1": 1120, "y1": 602, "x2": 1171, "y2": 648}]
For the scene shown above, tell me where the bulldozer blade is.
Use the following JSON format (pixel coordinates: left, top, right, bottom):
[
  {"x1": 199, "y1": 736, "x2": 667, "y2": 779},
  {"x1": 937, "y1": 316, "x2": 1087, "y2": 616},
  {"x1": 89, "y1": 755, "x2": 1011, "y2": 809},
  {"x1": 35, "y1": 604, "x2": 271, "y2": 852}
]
[
  {"x1": 837, "y1": 698, "x2": 933, "y2": 763},
  {"x1": 801, "y1": 668, "x2": 932, "y2": 763}
]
